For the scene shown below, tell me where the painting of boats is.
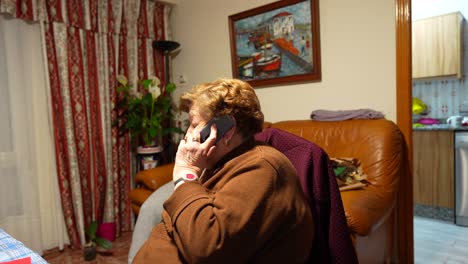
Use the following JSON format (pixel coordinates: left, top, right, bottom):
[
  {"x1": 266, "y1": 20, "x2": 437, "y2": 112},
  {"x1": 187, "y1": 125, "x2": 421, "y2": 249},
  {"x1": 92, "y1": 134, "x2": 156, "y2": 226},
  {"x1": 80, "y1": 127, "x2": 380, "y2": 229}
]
[{"x1": 229, "y1": 0, "x2": 321, "y2": 87}]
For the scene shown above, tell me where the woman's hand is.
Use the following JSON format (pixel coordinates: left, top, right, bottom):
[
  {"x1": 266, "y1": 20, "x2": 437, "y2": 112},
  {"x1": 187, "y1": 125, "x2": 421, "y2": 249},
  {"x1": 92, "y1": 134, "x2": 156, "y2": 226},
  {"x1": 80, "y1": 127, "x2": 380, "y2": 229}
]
[{"x1": 173, "y1": 123, "x2": 218, "y2": 184}]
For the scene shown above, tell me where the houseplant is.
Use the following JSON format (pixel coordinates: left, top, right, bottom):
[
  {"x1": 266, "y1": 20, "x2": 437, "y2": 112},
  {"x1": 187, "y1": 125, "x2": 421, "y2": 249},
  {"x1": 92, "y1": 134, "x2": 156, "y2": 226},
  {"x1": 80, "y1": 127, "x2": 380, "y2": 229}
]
[
  {"x1": 83, "y1": 221, "x2": 112, "y2": 261},
  {"x1": 113, "y1": 75, "x2": 183, "y2": 148}
]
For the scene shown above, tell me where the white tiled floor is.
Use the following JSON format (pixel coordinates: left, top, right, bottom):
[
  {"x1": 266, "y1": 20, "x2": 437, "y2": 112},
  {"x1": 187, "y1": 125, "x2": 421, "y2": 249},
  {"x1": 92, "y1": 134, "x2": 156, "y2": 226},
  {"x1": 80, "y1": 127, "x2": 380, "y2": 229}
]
[{"x1": 414, "y1": 216, "x2": 468, "y2": 264}]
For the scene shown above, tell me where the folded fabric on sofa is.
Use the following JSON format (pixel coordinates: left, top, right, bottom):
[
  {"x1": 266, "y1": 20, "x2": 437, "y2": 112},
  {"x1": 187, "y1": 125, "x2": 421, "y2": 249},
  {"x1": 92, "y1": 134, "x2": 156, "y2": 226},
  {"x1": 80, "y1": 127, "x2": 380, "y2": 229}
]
[{"x1": 310, "y1": 109, "x2": 385, "y2": 121}]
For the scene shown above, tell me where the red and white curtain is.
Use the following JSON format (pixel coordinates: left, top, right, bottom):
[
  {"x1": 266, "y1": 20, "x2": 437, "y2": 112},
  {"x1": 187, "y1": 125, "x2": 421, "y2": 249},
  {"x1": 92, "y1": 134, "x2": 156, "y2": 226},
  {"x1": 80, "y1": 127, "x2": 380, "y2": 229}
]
[{"x1": 0, "y1": 0, "x2": 170, "y2": 249}]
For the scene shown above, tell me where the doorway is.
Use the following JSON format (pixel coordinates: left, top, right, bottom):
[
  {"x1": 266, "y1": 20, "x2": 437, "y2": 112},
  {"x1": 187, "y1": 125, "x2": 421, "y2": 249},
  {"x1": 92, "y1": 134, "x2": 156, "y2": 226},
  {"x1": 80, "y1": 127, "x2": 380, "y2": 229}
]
[
  {"x1": 396, "y1": 0, "x2": 468, "y2": 263},
  {"x1": 395, "y1": 0, "x2": 412, "y2": 262}
]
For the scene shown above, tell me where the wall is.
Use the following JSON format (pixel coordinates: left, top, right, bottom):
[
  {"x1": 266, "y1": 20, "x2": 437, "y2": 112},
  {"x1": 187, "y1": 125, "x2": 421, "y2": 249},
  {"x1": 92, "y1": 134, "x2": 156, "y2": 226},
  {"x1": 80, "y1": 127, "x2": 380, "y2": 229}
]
[{"x1": 170, "y1": 0, "x2": 396, "y2": 123}]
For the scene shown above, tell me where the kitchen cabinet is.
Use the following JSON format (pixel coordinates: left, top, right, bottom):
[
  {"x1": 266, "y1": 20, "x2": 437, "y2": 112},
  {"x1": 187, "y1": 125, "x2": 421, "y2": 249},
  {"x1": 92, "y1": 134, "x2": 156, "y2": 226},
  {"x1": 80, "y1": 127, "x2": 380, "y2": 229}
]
[
  {"x1": 412, "y1": 12, "x2": 464, "y2": 79},
  {"x1": 413, "y1": 130, "x2": 454, "y2": 209}
]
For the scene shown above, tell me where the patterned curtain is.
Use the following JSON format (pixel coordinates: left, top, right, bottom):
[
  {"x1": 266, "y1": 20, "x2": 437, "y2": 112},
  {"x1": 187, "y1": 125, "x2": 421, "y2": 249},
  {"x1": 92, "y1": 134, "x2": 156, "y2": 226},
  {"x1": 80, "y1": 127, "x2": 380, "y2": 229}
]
[{"x1": 0, "y1": 0, "x2": 169, "y2": 248}]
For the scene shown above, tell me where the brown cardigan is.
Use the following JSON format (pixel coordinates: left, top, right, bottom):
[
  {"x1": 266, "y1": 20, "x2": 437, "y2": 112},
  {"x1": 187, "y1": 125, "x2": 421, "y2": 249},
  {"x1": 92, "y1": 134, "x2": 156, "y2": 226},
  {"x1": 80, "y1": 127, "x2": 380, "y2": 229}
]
[{"x1": 133, "y1": 139, "x2": 314, "y2": 263}]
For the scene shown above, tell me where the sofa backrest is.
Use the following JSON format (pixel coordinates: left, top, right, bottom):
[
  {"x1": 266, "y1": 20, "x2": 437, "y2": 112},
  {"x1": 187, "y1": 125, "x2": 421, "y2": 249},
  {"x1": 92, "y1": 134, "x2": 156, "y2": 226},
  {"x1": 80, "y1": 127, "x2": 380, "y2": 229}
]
[
  {"x1": 267, "y1": 119, "x2": 408, "y2": 237},
  {"x1": 268, "y1": 119, "x2": 404, "y2": 189}
]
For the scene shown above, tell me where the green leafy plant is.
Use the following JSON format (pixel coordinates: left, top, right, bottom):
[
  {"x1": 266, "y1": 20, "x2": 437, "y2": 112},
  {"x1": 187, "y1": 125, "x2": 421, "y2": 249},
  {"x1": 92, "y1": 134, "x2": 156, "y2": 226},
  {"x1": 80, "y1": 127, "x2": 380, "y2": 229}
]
[
  {"x1": 113, "y1": 75, "x2": 183, "y2": 146},
  {"x1": 83, "y1": 221, "x2": 112, "y2": 261},
  {"x1": 85, "y1": 221, "x2": 112, "y2": 249}
]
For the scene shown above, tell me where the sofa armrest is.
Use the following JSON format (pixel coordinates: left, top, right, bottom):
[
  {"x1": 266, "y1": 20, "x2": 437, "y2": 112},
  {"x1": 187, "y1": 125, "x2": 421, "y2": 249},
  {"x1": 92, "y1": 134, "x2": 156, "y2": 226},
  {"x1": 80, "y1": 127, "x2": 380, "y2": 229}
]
[
  {"x1": 340, "y1": 186, "x2": 396, "y2": 236},
  {"x1": 339, "y1": 125, "x2": 403, "y2": 236},
  {"x1": 129, "y1": 163, "x2": 175, "y2": 215},
  {"x1": 134, "y1": 163, "x2": 174, "y2": 191}
]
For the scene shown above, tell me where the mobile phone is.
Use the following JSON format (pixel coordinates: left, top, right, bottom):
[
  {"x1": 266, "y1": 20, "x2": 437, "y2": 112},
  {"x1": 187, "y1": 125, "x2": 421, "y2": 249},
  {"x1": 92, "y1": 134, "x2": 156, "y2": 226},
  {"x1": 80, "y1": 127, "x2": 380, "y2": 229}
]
[{"x1": 200, "y1": 116, "x2": 235, "y2": 143}]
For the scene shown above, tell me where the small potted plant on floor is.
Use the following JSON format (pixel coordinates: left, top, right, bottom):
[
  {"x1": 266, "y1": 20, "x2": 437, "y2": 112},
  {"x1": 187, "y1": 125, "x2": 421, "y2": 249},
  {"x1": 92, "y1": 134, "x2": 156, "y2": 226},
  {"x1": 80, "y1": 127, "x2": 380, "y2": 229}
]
[{"x1": 83, "y1": 221, "x2": 112, "y2": 261}]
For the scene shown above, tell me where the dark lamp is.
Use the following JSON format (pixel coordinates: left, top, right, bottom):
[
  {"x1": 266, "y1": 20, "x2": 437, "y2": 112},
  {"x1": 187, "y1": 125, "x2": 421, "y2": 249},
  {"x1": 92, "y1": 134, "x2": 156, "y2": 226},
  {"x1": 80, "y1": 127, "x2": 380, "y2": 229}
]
[
  {"x1": 152, "y1": 40, "x2": 180, "y2": 84},
  {"x1": 152, "y1": 40, "x2": 180, "y2": 54}
]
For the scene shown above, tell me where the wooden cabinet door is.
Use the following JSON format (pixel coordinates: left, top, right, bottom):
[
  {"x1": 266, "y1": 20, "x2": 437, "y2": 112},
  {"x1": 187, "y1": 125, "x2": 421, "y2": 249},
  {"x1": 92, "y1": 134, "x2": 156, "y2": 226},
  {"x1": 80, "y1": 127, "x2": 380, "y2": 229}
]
[
  {"x1": 413, "y1": 130, "x2": 454, "y2": 208},
  {"x1": 412, "y1": 12, "x2": 463, "y2": 79}
]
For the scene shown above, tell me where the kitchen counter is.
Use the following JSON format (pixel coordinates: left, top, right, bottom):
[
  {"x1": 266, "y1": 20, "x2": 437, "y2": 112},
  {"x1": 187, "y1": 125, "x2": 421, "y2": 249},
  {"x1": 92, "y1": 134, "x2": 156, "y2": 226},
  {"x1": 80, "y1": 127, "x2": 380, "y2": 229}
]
[{"x1": 413, "y1": 124, "x2": 468, "y2": 131}]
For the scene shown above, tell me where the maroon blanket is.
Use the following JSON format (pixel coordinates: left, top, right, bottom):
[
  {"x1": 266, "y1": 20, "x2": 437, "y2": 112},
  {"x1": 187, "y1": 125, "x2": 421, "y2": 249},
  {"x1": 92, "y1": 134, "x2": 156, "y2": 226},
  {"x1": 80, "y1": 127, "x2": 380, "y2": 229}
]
[{"x1": 255, "y1": 128, "x2": 358, "y2": 264}]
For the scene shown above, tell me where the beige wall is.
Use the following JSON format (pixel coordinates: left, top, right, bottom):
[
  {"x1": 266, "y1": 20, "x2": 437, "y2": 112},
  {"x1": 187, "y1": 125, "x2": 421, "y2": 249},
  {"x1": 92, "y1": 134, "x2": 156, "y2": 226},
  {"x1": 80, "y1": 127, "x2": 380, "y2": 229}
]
[{"x1": 170, "y1": 0, "x2": 396, "y2": 122}]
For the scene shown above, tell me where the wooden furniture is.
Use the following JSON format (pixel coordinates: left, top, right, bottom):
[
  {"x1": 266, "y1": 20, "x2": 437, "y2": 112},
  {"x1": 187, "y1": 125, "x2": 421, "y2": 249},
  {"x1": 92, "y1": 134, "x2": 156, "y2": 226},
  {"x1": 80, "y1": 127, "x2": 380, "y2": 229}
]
[
  {"x1": 413, "y1": 130, "x2": 454, "y2": 209},
  {"x1": 412, "y1": 12, "x2": 464, "y2": 79}
]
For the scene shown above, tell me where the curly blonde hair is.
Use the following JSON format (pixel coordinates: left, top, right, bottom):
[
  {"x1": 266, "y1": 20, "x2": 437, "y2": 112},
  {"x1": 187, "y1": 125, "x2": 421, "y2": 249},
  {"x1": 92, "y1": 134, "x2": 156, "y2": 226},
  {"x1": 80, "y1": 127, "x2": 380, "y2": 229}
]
[{"x1": 179, "y1": 78, "x2": 264, "y2": 138}]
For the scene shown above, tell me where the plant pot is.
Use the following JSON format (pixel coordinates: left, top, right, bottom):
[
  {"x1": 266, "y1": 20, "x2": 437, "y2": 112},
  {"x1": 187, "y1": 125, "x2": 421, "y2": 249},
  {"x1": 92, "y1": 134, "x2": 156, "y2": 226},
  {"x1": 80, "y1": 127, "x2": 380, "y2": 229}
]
[
  {"x1": 97, "y1": 222, "x2": 116, "y2": 242},
  {"x1": 141, "y1": 159, "x2": 159, "y2": 170},
  {"x1": 137, "y1": 145, "x2": 163, "y2": 170},
  {"x1": 83, "y1": 244, "x2": 97, "y2": 261},
  {"x1": 136, "y1": 144, "x2": 163, "y2": 154}
]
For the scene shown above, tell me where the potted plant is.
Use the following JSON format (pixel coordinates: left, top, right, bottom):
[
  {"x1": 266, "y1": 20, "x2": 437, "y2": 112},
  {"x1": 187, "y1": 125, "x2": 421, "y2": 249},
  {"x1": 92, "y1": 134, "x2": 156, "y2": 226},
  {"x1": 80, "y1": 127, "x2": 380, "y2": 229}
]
[
  {"x1": 114, "y1": 75, "x2": 182, "y2": 145},
  {"x1": 114, "y1": 75, "x2": 184, "y2": 169},
  {"x1": 83, "y1": 221, "x2": 112, "y2": 261}
]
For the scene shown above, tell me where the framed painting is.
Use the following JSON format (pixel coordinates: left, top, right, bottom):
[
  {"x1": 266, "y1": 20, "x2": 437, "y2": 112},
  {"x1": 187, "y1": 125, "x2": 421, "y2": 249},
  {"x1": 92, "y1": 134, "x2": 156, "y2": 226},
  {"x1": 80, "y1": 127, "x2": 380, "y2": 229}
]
[{"x1": 228, "y1": 0, "x2": 321, "y2": 87}]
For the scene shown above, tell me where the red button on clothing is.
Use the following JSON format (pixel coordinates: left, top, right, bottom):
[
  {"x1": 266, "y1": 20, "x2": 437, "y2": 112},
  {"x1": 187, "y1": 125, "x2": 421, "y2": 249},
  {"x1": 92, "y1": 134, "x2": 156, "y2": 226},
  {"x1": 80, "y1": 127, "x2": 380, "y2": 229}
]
[{"x1": 186, "y1": 174, "x2": 196, "y2": 180}]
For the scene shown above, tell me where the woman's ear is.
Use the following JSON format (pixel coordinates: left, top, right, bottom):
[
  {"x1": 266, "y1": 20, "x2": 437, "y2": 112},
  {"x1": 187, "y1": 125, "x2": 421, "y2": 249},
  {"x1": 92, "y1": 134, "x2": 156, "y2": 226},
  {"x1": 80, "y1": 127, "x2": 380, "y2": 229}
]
[{"x1": 223, "y1": 121, "x2": 236, "y2": 146}]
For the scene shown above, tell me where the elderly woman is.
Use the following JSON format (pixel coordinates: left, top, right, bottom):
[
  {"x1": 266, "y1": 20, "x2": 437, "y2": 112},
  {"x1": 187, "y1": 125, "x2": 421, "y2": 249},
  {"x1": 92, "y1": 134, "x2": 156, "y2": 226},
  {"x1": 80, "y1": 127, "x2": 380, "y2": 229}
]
[{"x1": 132, "y1": 78, "x2": 313, "y2": 263}]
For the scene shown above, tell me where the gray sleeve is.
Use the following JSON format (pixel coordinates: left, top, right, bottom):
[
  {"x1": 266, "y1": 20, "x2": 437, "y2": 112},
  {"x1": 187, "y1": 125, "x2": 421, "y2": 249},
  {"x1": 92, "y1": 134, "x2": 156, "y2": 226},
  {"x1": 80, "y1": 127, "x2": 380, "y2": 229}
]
[{"x1": 128, "y1": 181, "x2": 174, "y2": 264}]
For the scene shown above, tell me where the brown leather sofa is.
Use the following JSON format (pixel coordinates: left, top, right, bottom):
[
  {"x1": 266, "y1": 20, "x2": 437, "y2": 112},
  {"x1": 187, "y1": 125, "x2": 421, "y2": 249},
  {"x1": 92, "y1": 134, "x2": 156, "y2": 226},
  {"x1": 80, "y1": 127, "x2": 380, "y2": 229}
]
[{"x1": 128, "y1": 119, "x2": 408, "y2": 263}]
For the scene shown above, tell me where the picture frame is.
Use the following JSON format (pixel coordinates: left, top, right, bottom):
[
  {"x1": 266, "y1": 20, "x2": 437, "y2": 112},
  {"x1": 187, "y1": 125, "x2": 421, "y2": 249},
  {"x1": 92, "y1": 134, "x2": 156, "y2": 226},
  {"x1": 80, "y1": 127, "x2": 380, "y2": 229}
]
[{"x1": 228, "y1": 0, "x2": 321, "y2": 87}]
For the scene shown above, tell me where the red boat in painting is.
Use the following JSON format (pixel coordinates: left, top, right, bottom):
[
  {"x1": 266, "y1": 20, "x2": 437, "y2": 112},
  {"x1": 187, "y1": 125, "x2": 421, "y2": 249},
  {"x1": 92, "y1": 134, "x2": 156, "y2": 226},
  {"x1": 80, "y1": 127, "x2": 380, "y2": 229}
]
[
  {"x1": 238, "y1": 43, "x2": 282, "y2": 79},
  {"x1": 254, "y1": 43, "x2": 281, "y2": 73},
  {"x1": 255, "y1": 54, "x2": 281, "y2": 72},
  {"x1": 238, "y1": 58, "x2": 254, "y2": 78}
]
